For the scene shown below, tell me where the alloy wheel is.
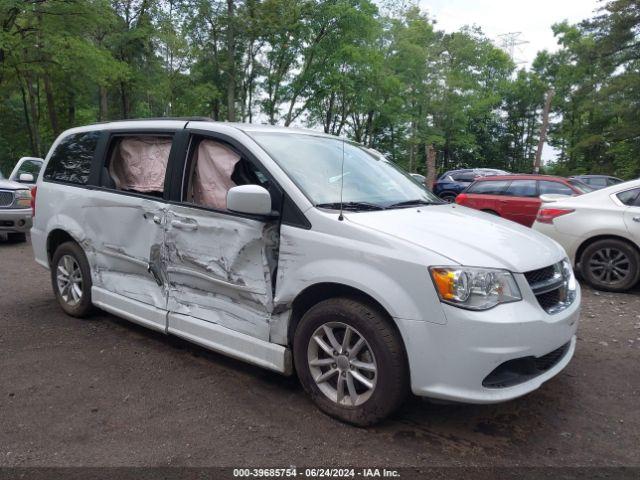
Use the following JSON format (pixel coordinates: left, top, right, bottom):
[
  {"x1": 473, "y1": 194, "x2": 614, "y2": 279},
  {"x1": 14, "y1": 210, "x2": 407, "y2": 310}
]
[
  {"x1": 307, "y1": 322, "x2": 377, "y2": 407},
  {"x1": 56, "y1": 254, "x2": 83, "y2": 306},
  {"x1": 588, "y1": 247, "x2": 631, "y2": 284}
]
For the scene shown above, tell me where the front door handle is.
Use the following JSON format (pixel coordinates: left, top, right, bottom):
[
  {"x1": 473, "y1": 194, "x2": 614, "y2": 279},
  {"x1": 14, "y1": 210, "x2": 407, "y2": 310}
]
[
  {"x1": 171, "y1": 219, "x2": 198, "y2": 231},
  {"x1": 633, "y1": 216, "x2": 640, "y2": 223},
  {"x1": 152, "y1": 215, "x2": 162, "y2": 225}
]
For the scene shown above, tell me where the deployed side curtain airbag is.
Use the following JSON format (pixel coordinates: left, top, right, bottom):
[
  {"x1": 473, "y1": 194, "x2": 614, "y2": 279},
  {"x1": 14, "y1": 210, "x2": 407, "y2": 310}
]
[
  {"x1": 110, "y1": 137, "x2": 172, "y2": 192},
  {"x1": 191, "y1": 140, "x2": 241, "y2": 210}
]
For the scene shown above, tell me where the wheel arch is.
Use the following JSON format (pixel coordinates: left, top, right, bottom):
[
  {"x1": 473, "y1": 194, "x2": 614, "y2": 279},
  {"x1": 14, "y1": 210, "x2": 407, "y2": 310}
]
[
  {"x1": 575, "y1": 234, "x2": 640, "y2": 266},
  {"x1": 287, "y1": 282, "x2": 404, "y2": 350},
  {"x1": 46, "y1": 228, "x2": 79, "y2": 264}
]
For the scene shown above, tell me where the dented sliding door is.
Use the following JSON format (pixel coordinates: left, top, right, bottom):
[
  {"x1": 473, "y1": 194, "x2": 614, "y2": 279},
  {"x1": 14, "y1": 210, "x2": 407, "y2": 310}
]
[
  {"x1": 164, "y1": 204, "x2": 278, "y2": 340},
  {"x1": 83, "y1": 190, "x2": 169, "y2": 319}
]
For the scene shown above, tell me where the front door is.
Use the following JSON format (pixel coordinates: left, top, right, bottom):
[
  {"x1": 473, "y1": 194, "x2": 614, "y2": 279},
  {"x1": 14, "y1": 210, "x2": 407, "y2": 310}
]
[{"x1": 165, "y1": 134, "x2": 280, "y2": 340}]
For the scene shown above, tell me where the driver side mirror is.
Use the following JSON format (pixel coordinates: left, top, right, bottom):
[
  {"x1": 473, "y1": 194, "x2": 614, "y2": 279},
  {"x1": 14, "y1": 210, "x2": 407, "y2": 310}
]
[
  {"x1": 227, "y1": 185, "x2": 275, "y2": 217},
  {"x1": 19, "y1": 173, "x2": 35, "y2": 183}
]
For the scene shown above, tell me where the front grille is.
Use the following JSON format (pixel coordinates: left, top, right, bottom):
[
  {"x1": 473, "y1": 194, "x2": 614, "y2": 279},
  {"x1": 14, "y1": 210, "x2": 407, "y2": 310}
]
[
  {"x1": 524, "y1": 265, "x2": 556, "y2": 285},
  {"x1": 483, "y1": 342, "x2": 570, "y2": 388},
  {"x1": 0, "y1": 190, "x2": 14, "y2": 207},
  {"x1": 524, "y1": 262, "x2": 572, "y2": 314}
]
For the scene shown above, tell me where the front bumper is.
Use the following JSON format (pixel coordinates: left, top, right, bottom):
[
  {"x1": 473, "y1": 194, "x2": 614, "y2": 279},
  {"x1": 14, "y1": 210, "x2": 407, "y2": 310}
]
[
  {"x1": 397, "y1": 279, "x2": 580, "y2": 404},
  {"x1": 0, "y1": 208, "x2": 32, "y2": 233}
]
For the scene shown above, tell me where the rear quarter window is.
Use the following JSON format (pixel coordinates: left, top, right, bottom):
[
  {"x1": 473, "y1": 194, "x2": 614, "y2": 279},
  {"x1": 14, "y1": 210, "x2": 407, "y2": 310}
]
[
  {"x1": 617, "y1": 188, "x2": 640, "y2": 206},
  {"x1": 467, "y1": 180, "x2": 510, "y2": 195},
  {"x1": 43, "y1": 131, "x2": 100, "y2": 185}
]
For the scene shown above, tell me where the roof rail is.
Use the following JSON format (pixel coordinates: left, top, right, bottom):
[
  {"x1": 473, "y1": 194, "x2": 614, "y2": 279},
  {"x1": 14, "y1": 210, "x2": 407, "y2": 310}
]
[{"x1": 90, "y1": 116, "x2": 215, "y2": 125}]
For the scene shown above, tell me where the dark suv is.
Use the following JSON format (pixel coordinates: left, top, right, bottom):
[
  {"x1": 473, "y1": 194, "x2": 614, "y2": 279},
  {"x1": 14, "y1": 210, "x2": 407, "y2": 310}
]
[{"x1": 433, "y1": 168, "x2": 509, "y2": 202}]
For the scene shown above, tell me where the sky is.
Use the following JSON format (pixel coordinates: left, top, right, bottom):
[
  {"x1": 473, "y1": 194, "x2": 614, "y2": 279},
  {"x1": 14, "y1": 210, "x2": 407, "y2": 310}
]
[
  {"x1": 416, "y1": 0, "x2": 603, "y2": 161},
  {"x1": 418, "y1": 0, "x2": 602, "y2": 67}
]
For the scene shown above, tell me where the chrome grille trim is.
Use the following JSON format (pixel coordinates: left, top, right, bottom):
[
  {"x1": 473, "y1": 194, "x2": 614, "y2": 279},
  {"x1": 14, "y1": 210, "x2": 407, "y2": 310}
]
[{"x1": 0, "y1": 190, "x2": 15, "y2": 208}]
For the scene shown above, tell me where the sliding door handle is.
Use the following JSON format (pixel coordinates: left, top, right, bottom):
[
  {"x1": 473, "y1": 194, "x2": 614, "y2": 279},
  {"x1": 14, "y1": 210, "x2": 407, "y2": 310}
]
[
  {"x1": 171, "y1": 219, "x2": 198, "y2": 231},
  {"x1": 633, "y1": 216, "x2": 640, "y2": 223}
]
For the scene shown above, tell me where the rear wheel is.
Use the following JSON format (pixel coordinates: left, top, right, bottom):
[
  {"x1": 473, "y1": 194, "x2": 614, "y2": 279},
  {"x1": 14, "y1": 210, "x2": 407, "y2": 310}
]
[
  {"x1": 579, "y1": 239, "x2": 640, "y2": 292},
  {"x1": 51, "y1": 241, "x2": 94, "y2": 317},
  {"x1": 293, "y1": 297, "x2": 408, "y2": 426}
]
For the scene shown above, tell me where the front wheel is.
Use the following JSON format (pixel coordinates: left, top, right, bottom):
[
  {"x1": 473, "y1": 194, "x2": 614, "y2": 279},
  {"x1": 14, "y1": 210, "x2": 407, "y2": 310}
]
[
  {"x1": 293, "y1": 298, "x2": 408, "y2": 426},
  {"x1": 440, "y1": 192, "x2": 457, "y2": 203},
  {"x1": 579, "y1": 239, "x2": 640, "y2": 292},
  {"x1": 51, "y1": 241, "x2": 94, "y2": 317}
]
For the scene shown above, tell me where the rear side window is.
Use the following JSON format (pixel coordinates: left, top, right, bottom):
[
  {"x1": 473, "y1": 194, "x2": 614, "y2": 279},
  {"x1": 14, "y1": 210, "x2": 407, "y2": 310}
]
[
  {"x1": 504, "y1": 180, "x2": 537, "y2": 197},
  {"x1": 103, "y1": 135, "x2": 173, "y2": 199},
  {"x1": 617, "y1": 188, "x2": 640, "y2": 206},
  {"x1": 44, "y1": 131, "x2": 100, "y2": 185},
  {"x1": 538, "y1": 181, "x2": 574, "y2": 196},
  {"x1": 452, "y1": 172, "x2": 477, "y2": 182},
  {"x1": 467, "y1": 180, "x2": 510, "y2": 195}
]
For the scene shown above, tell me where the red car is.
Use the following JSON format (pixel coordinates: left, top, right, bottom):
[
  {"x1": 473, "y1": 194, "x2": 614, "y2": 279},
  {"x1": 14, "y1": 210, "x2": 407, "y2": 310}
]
[{"x1": 455, "y1": 174, "x2": 593, "y2": 227}]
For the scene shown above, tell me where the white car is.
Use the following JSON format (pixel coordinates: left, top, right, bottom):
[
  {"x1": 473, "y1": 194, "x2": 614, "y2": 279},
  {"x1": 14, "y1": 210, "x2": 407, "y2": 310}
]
[
  {"x1": 31, "y1": 120, "x2": 580, "y2": 425},
  {"x1": 533, "y1": 180, "x2": 640, "y2": 292},
  {"x1": 0, "y1": 170, "x2": 33, "y2": 242}
]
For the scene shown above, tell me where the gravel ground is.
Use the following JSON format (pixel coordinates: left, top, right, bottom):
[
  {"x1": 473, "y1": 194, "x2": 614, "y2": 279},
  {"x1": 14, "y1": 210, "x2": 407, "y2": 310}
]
[{"x1": 1, "y1": 237, "x2": 639, "y2": 468}]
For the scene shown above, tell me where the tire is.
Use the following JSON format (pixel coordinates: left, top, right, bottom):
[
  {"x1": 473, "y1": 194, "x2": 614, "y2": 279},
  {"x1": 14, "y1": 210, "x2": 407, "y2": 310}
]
[
  {"x1": 51, "y1": 241, "x2": 94, "y2": 317},
  {"x1": 440, "y1": 192, "x2": 457, "y2": 203},
  {"x1": 7, "y1": 232, "x2": 27, "y2": 242},
  {"x1": 579, "y1": 239, "x2": 640, "y2": 292},
  {"x1": 293, "y1": 297, "x2": 409, "y2": 426}
]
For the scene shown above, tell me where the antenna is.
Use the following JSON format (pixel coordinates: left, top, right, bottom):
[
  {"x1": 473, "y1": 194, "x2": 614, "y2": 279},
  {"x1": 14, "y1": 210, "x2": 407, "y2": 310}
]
[{"x1": 338, "y1": 138, "x2": 345, "y2": 221}]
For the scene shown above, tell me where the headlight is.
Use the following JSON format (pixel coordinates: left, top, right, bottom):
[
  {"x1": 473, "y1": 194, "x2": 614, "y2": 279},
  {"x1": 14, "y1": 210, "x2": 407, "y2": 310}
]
[
  {"x1": 14, "y1": 189, "x2": 32, "y2": 208},
  {"x1": 560, "y1": 258, "x2": 577, "y2": 305},
  {"x1": 429, "y1": 266, "x2": 522, "y2": 311}
]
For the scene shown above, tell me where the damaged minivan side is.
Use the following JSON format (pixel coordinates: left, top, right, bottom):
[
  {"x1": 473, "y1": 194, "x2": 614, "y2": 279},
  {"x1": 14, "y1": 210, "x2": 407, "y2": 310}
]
[{"x1": 32, "y1": 120, "x2": 581, "y2": 426}]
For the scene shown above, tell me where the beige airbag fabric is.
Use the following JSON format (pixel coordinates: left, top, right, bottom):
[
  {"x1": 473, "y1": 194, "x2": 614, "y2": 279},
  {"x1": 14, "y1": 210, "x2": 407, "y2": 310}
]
[
  {"x1": 191, "y1": 140, "x2": 240, "y2": 210},
  {"x1": 110, "y1": 137, "x2": 172, "y2": 192}
]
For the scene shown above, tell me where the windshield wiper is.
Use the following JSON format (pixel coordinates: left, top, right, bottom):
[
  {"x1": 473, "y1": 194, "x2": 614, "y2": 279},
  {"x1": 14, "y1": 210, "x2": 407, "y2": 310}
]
[
  {"x1": 315, "y1": 201, "x2": 386, "y2": 211},
  {"x1": 386, "y1": 199, "x2": 437, "y2": 208}
]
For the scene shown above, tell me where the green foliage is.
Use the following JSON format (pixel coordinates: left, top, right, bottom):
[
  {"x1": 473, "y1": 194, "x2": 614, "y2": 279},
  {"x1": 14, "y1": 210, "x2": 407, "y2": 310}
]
[{"x1": 0, "y1": 0, "x2": 637, "y2": 179}]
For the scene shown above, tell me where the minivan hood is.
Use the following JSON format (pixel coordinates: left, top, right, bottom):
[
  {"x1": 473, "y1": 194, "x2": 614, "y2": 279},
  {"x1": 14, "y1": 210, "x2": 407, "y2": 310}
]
[{"x1": 346, "y1": 204, "x2": 564, "y2": 272}]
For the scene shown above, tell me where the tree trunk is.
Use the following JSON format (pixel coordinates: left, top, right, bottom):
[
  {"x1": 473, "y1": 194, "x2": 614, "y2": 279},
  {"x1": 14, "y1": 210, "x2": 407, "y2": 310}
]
[
  {"x1": 43, "y1": 73, "x2": 59, "y2": 135},
  {"x1": 226, "y1": 0, "x2": 236, "y2": 122},
  {"x1": 534, "y1": 88, "x2": 555, "y2": 173},
  {"x1": 19, "y1": 81, "x2": 35, "y2": 154},
  {"x1": 425, "y1": 144, "x2": 437, "y2": 191},
  {"x1": 120, "y1": 82, "x2": 130, "y2": 119}
]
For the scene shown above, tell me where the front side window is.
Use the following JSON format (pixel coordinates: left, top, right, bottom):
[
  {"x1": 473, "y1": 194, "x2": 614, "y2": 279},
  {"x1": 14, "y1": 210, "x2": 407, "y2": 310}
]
[
  {"x1": 466, "y1": 180, "x2": 510, "y2": 195},
  {"x1": 617, "y1": 188, "x2": 640, "y2": 206},
  {"x1": 249, "y1": 132, "x2": 440, "y2": 209},
  {"x1": 589, "y1": 177, "x2": 607, "y2": 187},
  {"x1": 608, "y1": 177, "x2": 623, "y2": 186},
  {"x1": 44, "y1": 131, "x2": 100, "y2": 185},
  {"x1": 568, "y1": 179, "x2": 594, "y2": 194},
  {"x1": 504, "y1": 180, "x2": 537, "y2": 197},
  {"x1": 538, "y1": 180, "x2": 575, "y2": 196},
  {"x1": 183, "y1": 138, "x2": 272, "y2": 211}
]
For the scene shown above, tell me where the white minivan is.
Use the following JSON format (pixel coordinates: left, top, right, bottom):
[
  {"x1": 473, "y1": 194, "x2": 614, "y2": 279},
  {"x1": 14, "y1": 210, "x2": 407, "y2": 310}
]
[{"x1": 31, "y1": 119, "x2": 580, "y2": 425}]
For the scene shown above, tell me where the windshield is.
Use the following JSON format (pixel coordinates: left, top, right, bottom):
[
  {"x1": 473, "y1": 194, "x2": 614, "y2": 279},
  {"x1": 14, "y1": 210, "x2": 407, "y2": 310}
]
[{"x1": 249, "y1": 132, "x2": 441, "y2": 210}]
